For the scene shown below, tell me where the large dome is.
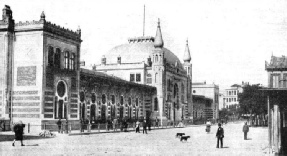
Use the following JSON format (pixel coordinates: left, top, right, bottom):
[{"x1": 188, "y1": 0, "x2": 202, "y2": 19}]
[{"x1": 104, "y1": 36, "x2": 183, "y2": 69}]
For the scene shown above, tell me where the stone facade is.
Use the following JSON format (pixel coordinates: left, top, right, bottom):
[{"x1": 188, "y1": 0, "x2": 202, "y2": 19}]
[
  {"x1": 80, "y1": 69, "x2": 156, "y2": 123},
  {"x1": 95, "y1": 20, "x2": 193, "y2": 124},
  {"x1": 0, "y1": 5, "x2": 81, "y2": 132}
]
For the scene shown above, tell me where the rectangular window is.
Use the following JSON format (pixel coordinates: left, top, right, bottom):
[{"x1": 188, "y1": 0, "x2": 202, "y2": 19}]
[
  {"x1": 272, "y1": 75, "x2": 279, "y2": 88},
  {"x1": 136, "y1": 74, "x2": 141, "y2": 82},
  {"x1": 284, "y1": 74, "x2": 287, "y2": 88},
  {"x1": 130, "y1": 74, "x2": 135, "y2": 82}
]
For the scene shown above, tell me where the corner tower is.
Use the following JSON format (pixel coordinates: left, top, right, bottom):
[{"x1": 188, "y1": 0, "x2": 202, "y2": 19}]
[
  {"x1": 0, "y1": 5, "x2": 15, "y2": 122},
  {"x1": 183, "y1": 39, "x2": 193, "y2": 120},
  {"x1": 152, "y1": 19, "x2": 166, "y2": 124}
]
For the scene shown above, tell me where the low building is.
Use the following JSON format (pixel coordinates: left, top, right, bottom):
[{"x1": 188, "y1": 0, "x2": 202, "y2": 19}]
[
  {"x1": 192, "y1": 95, "x2": 212, "y2": 120},
  {"x1": 192, "y1": 82, "x2": 219, "y2": 120}
]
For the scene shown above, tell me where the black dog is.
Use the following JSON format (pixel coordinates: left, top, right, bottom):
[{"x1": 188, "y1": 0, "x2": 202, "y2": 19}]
[
  {"x1": 176, "y1": 133, "x2": 185, "y2": 138},
  {"x1": 180, "y1": 136, "x2": 190, "y2": 142}
]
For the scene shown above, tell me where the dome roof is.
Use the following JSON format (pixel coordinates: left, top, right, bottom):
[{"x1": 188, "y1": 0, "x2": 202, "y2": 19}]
[{"x1": 105, "y1": 36, "x2": 183, "y2": 69}]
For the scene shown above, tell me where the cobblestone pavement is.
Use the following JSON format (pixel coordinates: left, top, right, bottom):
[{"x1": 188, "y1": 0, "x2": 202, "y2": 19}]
[{"x1": 0, "y1": 121, "x2": 269, "y2": 156}]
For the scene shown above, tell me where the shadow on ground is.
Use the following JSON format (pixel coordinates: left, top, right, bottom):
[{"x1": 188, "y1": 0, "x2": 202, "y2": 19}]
[{"x1": 0, "y1": 134, "x2": 54, "y2": 142}]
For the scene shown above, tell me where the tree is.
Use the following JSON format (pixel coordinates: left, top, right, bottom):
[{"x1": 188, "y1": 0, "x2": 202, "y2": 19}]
[
  {"x1": 238, "y1": 84, "x2": 267, "y2": 119},
  {"x1": 219, "y1": 108, "x2": 228, "y2": 119}
]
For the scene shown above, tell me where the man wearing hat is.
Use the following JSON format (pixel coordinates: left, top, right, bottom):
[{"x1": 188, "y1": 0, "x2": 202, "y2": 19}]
[
  {"x1": 12, "y1": 121, "x2": 25, "y2": 146},
  {"x1": 216, "y1": 123, "x2": 224, "y2": 148}
]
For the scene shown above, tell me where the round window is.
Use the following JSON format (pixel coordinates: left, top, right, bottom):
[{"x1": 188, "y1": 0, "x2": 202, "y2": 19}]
[{"x1": 57, "y1": 81, "x2": 66, "y2": 97}]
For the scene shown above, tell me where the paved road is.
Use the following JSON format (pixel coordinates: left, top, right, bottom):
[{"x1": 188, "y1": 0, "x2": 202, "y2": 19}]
[{"x1": 0, "y1": 121, "x2": 269, "y2": 156}]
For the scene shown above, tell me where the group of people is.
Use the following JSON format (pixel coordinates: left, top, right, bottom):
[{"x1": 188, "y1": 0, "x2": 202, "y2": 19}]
[{"x1": 56, "y1": 119, "x2": 69, "y2": 133}]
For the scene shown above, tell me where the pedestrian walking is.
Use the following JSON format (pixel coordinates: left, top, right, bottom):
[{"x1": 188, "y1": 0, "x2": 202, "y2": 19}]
[
  {"x1": 80, "y1": 119, "x2": 84, "y2": 132},
  {"x1": 142, "y1": 120, "x2": 147, "y2": 134},
  {"x1": 135, "y1": 120, "x2": 140, "y2": 133},
  {"x1": 155, "y1": 117, "x2": 159, "y2": 127},
  {"x1": 107, "y1": 118, "x2": 112, "y2": 131},
  {"x1": 216, "y1": 123, "x2": 224, "y2": 148},
  {"x1": 243, "y1": 122, "x2": 249, "y2": 140},
  {"x1": 65, "y1": 119, "x2": 69, "y2": 134},
  {"x1": 56, "y1": 118, "x2": 62, "y2": 133},
  {"x1": 113, "y1": 118, "x2": 117, "y2": 131},
  {"x1": 12, "y1": 121, "x2": 25, "y2": 146}
]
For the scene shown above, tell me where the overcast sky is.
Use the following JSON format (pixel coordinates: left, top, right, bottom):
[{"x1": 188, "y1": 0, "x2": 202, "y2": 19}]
[{"x1": 2, "y1": 0, "x2": 287, "y2": 89}]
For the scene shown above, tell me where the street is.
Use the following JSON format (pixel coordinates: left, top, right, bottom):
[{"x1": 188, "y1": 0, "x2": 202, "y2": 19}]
[{"x1": 0, "y1": 121, "x2": 269, "y2": 156}]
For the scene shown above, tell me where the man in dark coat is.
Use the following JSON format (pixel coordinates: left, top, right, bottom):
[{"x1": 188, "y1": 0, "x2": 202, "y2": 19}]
[
  {"x1": 56, "y1": 119, "x2": 62, "y2": 133},
  {"x1": 142, "y1": 120, "x2": 147, "y2": 134},
  {"x1": 216, "y1": 123, "x2": 224, "y2": 148},
  {"x1": 12, "y1": 121, "x2": 25, "y2": 146},
  {"x1": 243, "y1": 122, "x2": 249, "y2": 140}
]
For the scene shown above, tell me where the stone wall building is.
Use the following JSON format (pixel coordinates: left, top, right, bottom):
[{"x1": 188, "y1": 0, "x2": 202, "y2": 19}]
[
  {"x1": 94, "y1": 20, "x2": 193, "y2": 124},
  {"x1": 0, "y1": 5, "x2": 82, "y2": 132},
  {"x1": 80, "y1": 69, "x2": 156, "y2": 123},
  {"x1": 0, "y1": 5, "x2": 193, "y2": 132}
]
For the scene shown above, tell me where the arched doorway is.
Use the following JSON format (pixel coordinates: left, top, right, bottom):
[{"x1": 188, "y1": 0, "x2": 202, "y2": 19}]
[
  {"x1": 90, "y1": 104, "x2": 96, "y2": 121},
  {"x1": 101, "y1": 105, "x2": 106, "y2": 121}
]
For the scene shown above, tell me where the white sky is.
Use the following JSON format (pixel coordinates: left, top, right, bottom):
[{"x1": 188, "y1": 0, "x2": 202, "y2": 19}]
[{"x1": 2, "y1": 0, "x2": 287, "y2": 89}]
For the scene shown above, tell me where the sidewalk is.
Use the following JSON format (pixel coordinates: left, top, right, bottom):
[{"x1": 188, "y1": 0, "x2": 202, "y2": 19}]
[{"x1": 0, "y1": 123, "x2": 207, "y2": 137}]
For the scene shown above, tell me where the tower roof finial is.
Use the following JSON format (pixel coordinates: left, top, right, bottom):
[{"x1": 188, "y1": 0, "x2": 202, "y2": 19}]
[
  {"x1": 154, "y1": 18, "x2": 164, "y2": 49},
  {"x1": 40, "y1": 11, "x2": 45, "y2": 22},
  {"x1": 183, "y1": 38, "x2": 191, "y2": 63}
]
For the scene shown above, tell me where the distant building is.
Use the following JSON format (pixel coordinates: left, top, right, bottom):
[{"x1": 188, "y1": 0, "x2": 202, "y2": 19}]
[
  {"x1": 218, "y1": 91, "x2": 226, "y2": 110},
  {"x1": 192, "y1": 82, "x2": 219, "y2": 119}
]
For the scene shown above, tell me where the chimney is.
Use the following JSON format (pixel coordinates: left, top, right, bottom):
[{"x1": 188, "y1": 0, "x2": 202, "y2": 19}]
[
  {"x1": 117, "y1": 56, "x2": 121, "y2": 64},
  {"x1": 101, "y1": 55, "x2": 106, "y2": 65}
]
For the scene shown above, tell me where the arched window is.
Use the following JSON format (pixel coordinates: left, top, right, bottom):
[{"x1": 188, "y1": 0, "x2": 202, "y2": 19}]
[
  {"x1": 91, "y1": 93, "x2": 96, "y2": 103},
  {"x1": 111, "y1": 95, "x2": 115, "y2": 104},
  {"x1": 181, "y1": 83, "x2": 184, "y2": 93},
  {"x1": 54, "y1": 48, "x2": 61, "y2": 68},
  {"x1": 48, "y1": 46, "x2": 54, "y2": 66},
  {"x1": 120, "y1": 96, "x2": 124, "y2": 105},
  {"x1": 155, "y1": 73, "x2": 158, "y2": 83},
  {"x1": 64, "y1": 51, "x2": 69, "y2": 69},
  {"x1": 146, "y1": 73, "x2": 152, "y2": 84},
  {"x1": 102, "y1": 94, "x2": 106, "y2": 104},
  {"x1": 80, "y1": 91, "x2": 85, "y2": 102},
  {"x1": 136, "y1": 98, "x2": 139, "y2": 107},
  {"x1": 70, "y1": 53, "x2": 75, "y2": 70},
  {"x1": 128, "y1": 97, "x2": 132, "y2": 106},
  {"x1": 154, "y1": 97, "x2": 158, "y2": 111}
]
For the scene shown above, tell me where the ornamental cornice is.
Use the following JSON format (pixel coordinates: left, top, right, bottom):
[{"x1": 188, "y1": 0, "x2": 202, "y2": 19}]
[{"x1": 15, "y1": 20, "x2": 81, "y2": 42}]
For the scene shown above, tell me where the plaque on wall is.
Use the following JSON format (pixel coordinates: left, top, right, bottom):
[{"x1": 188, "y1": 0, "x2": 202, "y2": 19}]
[{"x1": 17, "y1": 66, "x2": 36, "y2": 86}]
